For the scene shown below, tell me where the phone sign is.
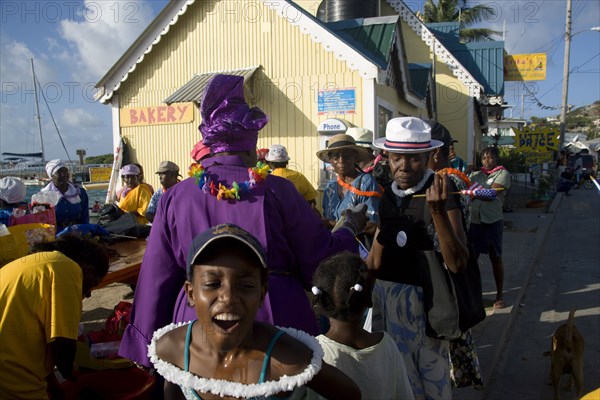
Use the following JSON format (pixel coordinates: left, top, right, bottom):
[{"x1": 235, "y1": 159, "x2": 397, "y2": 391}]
[{"x1": 317, "y1": 118, "x2": 350, "y2": 134}]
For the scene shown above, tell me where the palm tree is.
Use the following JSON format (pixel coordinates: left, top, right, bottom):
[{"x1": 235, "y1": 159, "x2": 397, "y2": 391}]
[{"x1": 422, "y1": 0, "x2": 501, "y2": 42}]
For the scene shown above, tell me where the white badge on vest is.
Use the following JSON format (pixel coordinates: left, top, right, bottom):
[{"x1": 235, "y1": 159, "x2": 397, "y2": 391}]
[{"x1": 396, "y1": 231, "x2": 408, "y2": 247}]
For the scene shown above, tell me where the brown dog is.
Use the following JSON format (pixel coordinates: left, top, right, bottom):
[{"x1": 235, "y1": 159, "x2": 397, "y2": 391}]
[{"x1": 544, "y1": 308, "x2": 585, "y2": 400}]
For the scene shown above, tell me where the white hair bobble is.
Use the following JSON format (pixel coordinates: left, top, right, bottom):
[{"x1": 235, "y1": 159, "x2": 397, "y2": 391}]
[
  {"x1": 352, "y1": 284, "x2": 363, "y2": 292},
  {"x1": 311, "y1": 286, "x2": 322, "y2": 296}
]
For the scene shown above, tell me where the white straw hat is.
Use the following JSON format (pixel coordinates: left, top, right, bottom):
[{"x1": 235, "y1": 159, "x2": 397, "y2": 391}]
[
  {"x1": 346, "y1": 127, "x2": 373, "y2": 144},
  {"x1": 372, "y1": 117, "x2": 443, "y2": 153}
]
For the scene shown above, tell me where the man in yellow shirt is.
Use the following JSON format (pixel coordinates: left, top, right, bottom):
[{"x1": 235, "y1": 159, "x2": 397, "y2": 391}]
[
  {"x1": 0, "y1": 236, "x2": 109, "y2": 399},
  {"x1": 265, "y1": 144, "x2": 317, "y2": 206}
]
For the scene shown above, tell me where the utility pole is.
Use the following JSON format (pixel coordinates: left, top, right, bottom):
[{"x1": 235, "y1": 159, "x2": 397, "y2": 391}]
[
  {"x1": 559, "y1": 0, "x2": 572, "y2": 151},
  {"x1": 521, "y1": 93, "x2": 525, "y2": 120}
]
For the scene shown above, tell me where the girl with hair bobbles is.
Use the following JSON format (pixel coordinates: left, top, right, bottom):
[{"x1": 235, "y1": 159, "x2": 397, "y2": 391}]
[
  {"x1": 311, "y1": 252, "x2": 414, "y2": 400},
  {"x1": 149, "y1": 224, "x2": 361, "y2": 400}
]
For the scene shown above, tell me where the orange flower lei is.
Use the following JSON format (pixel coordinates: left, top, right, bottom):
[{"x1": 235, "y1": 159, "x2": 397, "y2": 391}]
[
  {"x1": 336, "y1": 176, "x2": 383, "y2": 197},
  {"x1": 437, "y1": 168, "x2": 471, "y2": 187},
  {"x1": 188, "y1": 161, "x2": 270, "y2": 201}
]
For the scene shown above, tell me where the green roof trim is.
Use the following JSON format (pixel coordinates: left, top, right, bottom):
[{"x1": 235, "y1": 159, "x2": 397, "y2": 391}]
[{"x1": 326, "y1": 16, "x2": 399, "y2": 69}]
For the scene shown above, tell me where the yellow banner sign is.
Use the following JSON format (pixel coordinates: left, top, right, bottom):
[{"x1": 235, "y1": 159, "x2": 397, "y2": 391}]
[
  {"x1": 120, "y1": 103, "x2": 194, "y2": 127},
  {"x1": 504, "y1": 53, "x2": 546, "y2": 81},
  {"x1": 513, "y1": 126, "x2": 560, "y2": 151},
  {"x1": 88, "y1": 167, "x2": 112, "y2": 182}
]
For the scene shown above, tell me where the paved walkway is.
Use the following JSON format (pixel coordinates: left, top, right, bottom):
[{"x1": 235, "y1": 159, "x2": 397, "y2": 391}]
[
  {"x1": 455, "y1": 187, "x2": 600, "y2": 399},
  {"x1": 451, "y1": 200, "x2": 554, "y2": 400}
]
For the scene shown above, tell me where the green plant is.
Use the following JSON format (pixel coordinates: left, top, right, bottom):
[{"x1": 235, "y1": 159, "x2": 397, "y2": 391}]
[{"x1": 534, "y1": 174, "x2": 555, "y2": 200}]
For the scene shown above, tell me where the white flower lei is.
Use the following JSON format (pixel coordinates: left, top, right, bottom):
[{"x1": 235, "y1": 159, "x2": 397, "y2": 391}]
[
  {"x1": 391, "y1": 169, "x2": 434, "y2": 198},
  {"x1": 148, "y1": 322, "x2": 324, "y2": 398}
]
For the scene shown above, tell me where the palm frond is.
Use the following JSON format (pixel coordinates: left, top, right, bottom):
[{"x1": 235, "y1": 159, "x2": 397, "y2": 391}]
[
  {"x1": 459, "y1": 4, "x2": 497, "y2": 25},
  {"x1": 459, "y1": 28, "x2": 501, "y2": 42},
  {"x1": 422, "y1": 0, "x2": 500, "y2": 42},
  {"x1": 423, "y1": 0, "x2": 460, "y2": 23}
]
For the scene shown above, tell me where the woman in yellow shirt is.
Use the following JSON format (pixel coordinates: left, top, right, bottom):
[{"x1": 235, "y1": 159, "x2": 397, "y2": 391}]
[{"x1": 116, "y1": 164, "x2": 153, "y2": 224}]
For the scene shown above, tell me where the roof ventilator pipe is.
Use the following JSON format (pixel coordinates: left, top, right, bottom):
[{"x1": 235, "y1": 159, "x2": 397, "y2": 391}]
[{"x1": 318, "y1": 0, "x2": 378, "y2": 23}]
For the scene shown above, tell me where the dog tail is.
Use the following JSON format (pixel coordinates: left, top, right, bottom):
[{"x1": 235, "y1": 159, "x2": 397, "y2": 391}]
[{"x1": 565, "y1": 308, "x2": 576, "y2": 349}]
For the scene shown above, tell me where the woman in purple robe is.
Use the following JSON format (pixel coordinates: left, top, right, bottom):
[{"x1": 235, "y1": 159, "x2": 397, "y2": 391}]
[{"x1": 119, "y1": 75, "x2": 367, "y2": 368}]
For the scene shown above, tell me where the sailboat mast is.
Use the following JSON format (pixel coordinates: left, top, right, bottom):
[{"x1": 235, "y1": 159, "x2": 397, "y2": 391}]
[{"x1": 30, "y1": 58, "x2": 45, "y2": 163}]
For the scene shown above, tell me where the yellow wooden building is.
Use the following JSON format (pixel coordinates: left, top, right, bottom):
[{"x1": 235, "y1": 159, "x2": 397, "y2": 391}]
[{"x1": 96, "y1": 0, "x2": 434, "y2": 196}]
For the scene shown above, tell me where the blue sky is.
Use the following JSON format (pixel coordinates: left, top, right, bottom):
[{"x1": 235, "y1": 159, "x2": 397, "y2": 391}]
[{"x1": 1, "y1": 0, "x2": 598, "y2": 161}]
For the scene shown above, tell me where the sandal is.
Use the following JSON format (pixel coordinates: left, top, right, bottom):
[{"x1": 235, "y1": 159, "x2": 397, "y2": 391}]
[{"x1": 493, "y1": 300, "x2": 506, "y2": 309}]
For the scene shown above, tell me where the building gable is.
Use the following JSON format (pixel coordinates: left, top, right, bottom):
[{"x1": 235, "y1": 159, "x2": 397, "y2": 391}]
[
  {"x1": 96, "y1": 0, "x2": 387, "y2": 104},
  {"x1": 95, "y1": 0, "x2": 196, "y2": 104},
  {"x1": 384, "y1": 0, "x2": 504, "y2": 105},
  {"x1": 427, "y1": 22, "x2": 505, "y2": 97},
  {"x1": 326, "y1": 16, "x2": 426, "y2": 108}
]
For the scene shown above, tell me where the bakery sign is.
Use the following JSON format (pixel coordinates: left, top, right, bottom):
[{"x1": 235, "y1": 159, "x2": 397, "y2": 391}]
[{"x1": 120, "y1": 103, "x2": 194, "y2": 127}]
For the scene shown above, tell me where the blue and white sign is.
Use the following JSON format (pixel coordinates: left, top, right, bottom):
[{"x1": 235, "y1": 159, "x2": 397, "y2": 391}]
[
  {"x1": 318, "y1": 88, "x2": 356, "y2": 115},
  {"x1": 317, "y1": 118, "x2": 350, "y2": 134}
]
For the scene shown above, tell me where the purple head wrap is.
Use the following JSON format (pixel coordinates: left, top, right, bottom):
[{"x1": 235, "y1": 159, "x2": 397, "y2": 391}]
[{"x1": 199, "y1": 75, "x2": 268, "y2": 154}]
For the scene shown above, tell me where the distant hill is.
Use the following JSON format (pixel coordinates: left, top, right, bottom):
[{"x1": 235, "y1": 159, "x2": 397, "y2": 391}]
[
  {"x1": 530, "y1": 101, "x2": 600, "y2": 140},
  {"x1": 568, "y1": 100, "x2": 600, "y2": 118},
  {"x1": 565, "y1": 100, "x2": 600, "y2": 138},
  {"x1": 85, "y1": 154, "x2": 113, "y2": 164}
]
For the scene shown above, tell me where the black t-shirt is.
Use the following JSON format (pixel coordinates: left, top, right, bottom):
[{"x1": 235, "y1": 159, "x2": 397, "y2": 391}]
[{"x1": 376, "y1": 174, "x2": 461, "y2": 286}]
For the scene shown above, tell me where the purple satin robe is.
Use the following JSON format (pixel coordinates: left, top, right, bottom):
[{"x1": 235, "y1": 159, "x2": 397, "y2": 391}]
[{"x1": 119, "y1": 155, "x2": 358, "y2": 367}]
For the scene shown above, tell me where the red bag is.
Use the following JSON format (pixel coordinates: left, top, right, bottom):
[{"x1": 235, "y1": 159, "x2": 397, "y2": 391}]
[
  {"x1": 86, "y1": 301, "x2": 132, "y2": 344},
  {"x1": 9, "y1": 205, "x2": 57, "y2": 229},
  {"x1": 105, "y1": 301, "x2": 133, "y2": 337}
]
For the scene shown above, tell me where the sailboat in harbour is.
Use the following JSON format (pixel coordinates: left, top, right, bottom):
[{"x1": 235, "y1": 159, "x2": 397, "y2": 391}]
[{"x1": 0, "y1": 59, "x2": 73, "y2": 186}]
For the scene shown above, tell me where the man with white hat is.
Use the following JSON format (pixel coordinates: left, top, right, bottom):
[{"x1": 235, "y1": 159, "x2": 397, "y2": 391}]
[
  {"x1": 265, "y1": 144, "x2": 317, "y2": 206},
  {"x1": 145, "y1": 161, "x2": 181, "y2": 222},
  {"x1": 0, "y1": 177, "x2": 27, "y2": 226},
  {"x1": 368, "y1": 116, "x2": 469, "y2": 400}
]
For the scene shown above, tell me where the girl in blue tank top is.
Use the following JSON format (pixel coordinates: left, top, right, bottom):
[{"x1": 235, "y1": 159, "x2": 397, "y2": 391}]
[{"x1": 147, "y1": 224, "x2": 361, "y2": 400}]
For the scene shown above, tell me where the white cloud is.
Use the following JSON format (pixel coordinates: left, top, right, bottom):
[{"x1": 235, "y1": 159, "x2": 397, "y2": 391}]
[
  {"x1": 479, "y1": 1, "x2": 562, "y2": 55},
  {"x1": 484, "y1": 1, "x2": 600, "y2": 56},
  {"x1": 61, "y1": 107, "x2": 104, "y2": 128},
  {"x1": 58, "y1": 0, "x2": 155, "y2": 83},
  {"x1": 0, "y1": 37, "x2": 56, "y2": 89}
]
